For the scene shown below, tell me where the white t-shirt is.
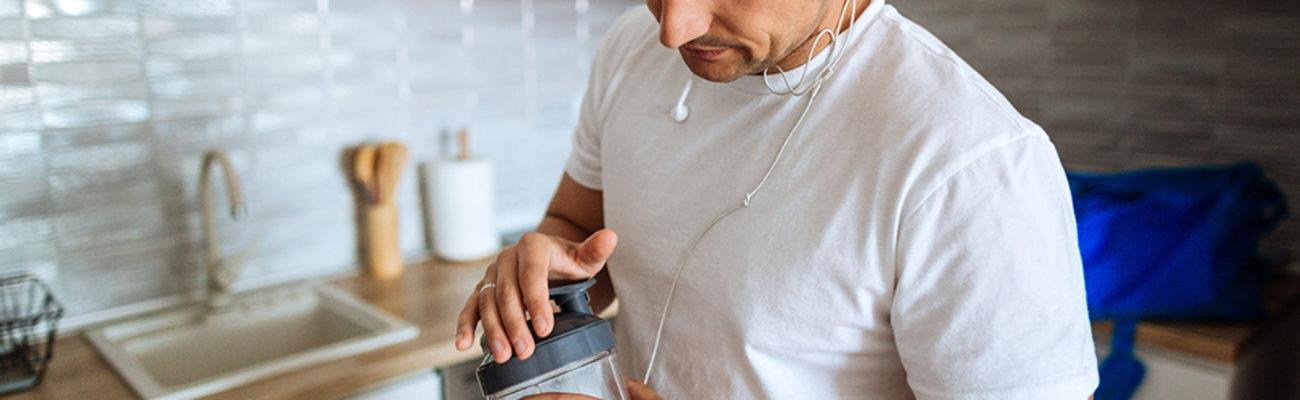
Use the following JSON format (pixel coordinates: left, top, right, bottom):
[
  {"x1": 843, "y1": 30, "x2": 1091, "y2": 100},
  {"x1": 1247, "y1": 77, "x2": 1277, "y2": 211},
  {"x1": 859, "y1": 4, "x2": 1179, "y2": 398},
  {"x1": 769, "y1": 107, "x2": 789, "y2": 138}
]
[{"x1": 564, "y1": 1, "x2": 1099, "y2": 398}]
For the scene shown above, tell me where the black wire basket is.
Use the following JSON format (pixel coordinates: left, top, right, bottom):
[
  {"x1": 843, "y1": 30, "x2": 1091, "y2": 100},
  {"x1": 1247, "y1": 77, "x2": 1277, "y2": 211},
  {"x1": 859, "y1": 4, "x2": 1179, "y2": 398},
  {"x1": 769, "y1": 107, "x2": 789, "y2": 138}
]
[{"x1": 0, "y1": 274, "x2": 63, "y2": 395}]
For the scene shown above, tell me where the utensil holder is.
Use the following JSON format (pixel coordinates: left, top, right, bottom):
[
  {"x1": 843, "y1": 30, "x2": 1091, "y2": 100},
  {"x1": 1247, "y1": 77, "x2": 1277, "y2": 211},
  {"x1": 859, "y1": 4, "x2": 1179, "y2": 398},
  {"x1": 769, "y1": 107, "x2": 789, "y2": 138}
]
[{"x1": 362, "y1": 203, "x2": 403, "y2": 280}]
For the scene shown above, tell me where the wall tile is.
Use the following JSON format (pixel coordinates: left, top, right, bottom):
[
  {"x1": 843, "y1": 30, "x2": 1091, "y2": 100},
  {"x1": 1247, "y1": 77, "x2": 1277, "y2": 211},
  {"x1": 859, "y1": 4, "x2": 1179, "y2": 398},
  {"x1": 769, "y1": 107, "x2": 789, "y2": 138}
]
[
  {"x1": 897, "y1": 0, "x2": 1300, "y2": 254},
  {"x1": 0, "y1": 0, "x2": 640, "y2": 320},
  {"x1": 5, "y1": 0, "x2": 1291, "y2": 321}
]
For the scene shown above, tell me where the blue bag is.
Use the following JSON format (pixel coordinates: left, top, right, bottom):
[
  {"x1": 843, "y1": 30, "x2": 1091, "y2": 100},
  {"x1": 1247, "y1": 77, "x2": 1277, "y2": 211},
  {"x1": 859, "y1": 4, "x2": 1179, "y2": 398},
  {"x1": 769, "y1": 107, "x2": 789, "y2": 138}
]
[{"x1": 1068, "y1": 162, "x2": 1288, "y2": 400}]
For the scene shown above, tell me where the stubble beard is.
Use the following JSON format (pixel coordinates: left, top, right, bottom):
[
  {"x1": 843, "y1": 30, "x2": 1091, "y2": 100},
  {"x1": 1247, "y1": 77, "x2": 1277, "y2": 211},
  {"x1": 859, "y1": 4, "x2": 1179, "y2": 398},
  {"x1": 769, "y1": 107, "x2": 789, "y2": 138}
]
[
  {"x1": 678, "y1": 1, "x2": 833, "y2": 83},
  {"x1": 747, "y1": 4, "x2": 830, "y2": 77}
]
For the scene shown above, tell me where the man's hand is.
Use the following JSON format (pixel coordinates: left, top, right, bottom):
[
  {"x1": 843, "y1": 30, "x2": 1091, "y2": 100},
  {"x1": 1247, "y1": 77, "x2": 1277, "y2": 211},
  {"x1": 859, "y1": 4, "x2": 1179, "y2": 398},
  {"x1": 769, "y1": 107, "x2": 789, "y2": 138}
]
[
  {"x1": 519, "y1": 378, "x2": 662, "y2": 400},
  {"x1": 455, "y1": 229, "x2": 619, "y2": 363}
]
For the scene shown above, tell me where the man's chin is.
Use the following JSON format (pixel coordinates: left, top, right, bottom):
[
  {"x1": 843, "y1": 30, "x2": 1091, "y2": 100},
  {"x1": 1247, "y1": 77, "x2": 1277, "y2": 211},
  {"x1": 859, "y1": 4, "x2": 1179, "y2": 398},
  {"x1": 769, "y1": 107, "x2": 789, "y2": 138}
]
[{"x1": 679, "y1": 55, "x2": 749, "y2": 83}]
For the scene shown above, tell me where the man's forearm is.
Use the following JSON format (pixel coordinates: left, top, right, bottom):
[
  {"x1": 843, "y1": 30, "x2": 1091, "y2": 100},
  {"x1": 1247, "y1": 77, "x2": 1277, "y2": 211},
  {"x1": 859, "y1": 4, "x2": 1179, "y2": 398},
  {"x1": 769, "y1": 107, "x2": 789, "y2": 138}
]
[
  {"x1": 536, "y1": 212, "x2": 593, "y2": 243},
  {"x1": 535, "y1": 213, "x2": 616, "y2": 314}
]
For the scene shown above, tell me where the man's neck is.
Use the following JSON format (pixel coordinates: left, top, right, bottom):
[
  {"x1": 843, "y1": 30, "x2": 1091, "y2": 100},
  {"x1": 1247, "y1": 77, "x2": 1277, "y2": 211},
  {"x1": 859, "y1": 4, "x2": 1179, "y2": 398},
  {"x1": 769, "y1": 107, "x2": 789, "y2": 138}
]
[{"x1": 764, "y1": 0, "x2": 871, "y2": 73}]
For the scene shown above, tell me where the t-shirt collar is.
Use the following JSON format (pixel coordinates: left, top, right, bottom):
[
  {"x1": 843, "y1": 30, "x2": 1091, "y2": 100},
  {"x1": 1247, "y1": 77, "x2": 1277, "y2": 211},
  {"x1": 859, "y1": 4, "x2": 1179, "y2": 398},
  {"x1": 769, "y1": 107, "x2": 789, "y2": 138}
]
[{"x1": 724, "y1": 0, "x2": 886, "y2": 95}]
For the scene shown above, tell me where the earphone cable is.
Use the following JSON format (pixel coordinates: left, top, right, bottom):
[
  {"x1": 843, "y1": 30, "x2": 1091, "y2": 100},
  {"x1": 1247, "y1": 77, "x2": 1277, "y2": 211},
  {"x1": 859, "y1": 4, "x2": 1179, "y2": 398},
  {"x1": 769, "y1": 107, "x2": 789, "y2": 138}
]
[
  {"x1": 763, "y1": 0, "x2": 858, "y2": 96},
  {"x1": 643, "y1": 0, "x2": 859, "y2": 385},
  {"x1": 643, "y1": 80, "x2": 827, "y2": 385}
]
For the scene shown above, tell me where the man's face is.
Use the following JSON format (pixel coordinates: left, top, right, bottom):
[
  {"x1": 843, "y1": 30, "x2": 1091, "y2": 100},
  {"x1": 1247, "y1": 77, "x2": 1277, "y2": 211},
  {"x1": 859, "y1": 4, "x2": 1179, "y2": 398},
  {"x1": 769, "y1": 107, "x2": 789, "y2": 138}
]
[{"x1": 647, "y1": 0, "x2": 831, "y2": 83}]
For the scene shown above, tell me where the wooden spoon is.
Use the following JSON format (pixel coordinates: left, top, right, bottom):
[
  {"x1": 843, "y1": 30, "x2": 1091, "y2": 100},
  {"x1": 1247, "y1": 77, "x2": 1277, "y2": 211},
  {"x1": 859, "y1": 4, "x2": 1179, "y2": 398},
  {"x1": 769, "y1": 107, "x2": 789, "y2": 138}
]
[
  {"x1": 352, "y1": 144, "x2": 378, "y2": 204},
  {"x1": 375, "y1": 141, "x2": 408, "y2": 204},
  {"x1": 457, "y1": 129, "x2": 469, "y2": 161}
]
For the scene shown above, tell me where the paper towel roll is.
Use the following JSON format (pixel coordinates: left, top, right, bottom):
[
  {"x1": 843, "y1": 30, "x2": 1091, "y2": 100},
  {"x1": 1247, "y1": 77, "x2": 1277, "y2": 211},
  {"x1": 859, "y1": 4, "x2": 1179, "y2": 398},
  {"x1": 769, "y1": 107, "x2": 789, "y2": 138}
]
[{"x1": 425, "y1": 158, "x2": 500, "y2": 262}]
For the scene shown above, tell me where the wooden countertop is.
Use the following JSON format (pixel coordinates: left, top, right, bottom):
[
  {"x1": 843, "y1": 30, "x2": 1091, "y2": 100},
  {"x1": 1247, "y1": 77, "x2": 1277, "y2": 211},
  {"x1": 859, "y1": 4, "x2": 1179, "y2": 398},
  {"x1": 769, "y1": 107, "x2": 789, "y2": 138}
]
[
  {"x1": 3, "y1": 258, "x2": 491, "y2": 400},
  {"x1": 1091, "y1": 273, "x2": 1300, "y2": 364},
  {"x1": 4, "y1": 261, "x2": 1297, "y2": 399}
]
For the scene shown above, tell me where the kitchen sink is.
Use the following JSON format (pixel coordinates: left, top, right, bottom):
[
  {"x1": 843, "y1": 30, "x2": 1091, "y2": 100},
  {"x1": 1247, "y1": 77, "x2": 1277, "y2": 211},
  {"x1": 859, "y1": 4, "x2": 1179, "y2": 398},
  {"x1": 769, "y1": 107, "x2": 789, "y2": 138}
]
[{"x1": 85, "y1": 282, "x2": 418, "y2": 400}]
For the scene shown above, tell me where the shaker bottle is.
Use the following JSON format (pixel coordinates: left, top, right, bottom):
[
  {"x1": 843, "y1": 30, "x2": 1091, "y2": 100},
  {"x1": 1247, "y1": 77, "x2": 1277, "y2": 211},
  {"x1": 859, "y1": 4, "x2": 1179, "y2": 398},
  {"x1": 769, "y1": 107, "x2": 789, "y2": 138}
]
[{"x1": 476, "y1": 280, "x2": 629, "y2": 400}]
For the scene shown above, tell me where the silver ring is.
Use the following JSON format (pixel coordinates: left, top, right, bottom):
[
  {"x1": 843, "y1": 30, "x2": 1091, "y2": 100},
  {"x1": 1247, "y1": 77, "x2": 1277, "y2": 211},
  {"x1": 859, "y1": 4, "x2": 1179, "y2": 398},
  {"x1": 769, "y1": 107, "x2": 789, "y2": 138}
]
[{"x1": 479, "y1": 283, "x2": 497, "y2": 296}]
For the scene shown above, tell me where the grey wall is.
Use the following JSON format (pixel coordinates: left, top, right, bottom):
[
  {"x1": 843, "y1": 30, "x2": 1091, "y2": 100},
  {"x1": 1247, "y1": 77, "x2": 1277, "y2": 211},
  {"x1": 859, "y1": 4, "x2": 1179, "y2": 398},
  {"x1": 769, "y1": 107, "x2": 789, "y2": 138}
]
[
  {"x1": 0, "y1": 0, "x2": 636, "y2": 320},
  {"x1": 894, "y1": 0, "x2": 1300, "y2": 253}
]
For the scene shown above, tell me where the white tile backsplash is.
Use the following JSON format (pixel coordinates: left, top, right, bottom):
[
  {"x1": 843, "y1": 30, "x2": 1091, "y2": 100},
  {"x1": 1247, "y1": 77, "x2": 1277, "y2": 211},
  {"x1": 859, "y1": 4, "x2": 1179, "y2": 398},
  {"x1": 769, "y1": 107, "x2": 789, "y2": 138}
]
[{"x1": 0, "y1": 0, "x2": 639, "y2": 321}]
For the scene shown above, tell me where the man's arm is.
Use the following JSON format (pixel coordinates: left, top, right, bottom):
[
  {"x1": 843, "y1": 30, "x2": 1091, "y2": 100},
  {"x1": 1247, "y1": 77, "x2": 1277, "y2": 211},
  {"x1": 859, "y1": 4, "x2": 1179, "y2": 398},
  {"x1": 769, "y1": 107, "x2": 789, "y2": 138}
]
[
  {"x1": 535, "y1": 173, "x2": 615, "y2": 313},
  {"x1": 892, "y1": 136, "x2": 1099, "y2": 398}
]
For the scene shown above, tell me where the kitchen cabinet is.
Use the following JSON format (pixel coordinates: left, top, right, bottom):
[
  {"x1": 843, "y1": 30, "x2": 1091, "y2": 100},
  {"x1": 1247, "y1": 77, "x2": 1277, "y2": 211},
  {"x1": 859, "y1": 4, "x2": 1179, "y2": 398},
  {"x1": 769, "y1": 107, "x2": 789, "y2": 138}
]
[
  {"x1": 441, "y1": 357, "x2": 486, "y2": 400},
  {"x1": 345, "y1": 371, "x2": 442, "y2": 400},
  {"x1": 1092, "y1": 275, "x2": 1300, "y2": 400}
]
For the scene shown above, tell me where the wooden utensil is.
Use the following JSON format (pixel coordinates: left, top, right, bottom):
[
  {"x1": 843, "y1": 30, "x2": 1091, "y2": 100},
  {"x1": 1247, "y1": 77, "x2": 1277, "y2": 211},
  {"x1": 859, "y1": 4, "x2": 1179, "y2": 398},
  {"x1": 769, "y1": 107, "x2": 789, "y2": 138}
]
[
  {"x1": 457, "y1": 129, "x2": 469, "y2": 161},
  {"x1": 352, "y1": 145, "x2": 378, "y2": 204},
  {"x1": 359, "y1": 141, "x2": 408, "y2": 280},
  {"x1": 374, "y1": 141, "x2": 408, "y2": 204}
]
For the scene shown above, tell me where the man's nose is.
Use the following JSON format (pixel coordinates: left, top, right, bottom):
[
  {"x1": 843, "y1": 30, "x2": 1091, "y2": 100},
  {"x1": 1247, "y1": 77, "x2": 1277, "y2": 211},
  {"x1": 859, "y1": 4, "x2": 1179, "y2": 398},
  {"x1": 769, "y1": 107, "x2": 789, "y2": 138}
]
[{"x1": 656, "y1": 0, "x2": 710, "y2": 49}]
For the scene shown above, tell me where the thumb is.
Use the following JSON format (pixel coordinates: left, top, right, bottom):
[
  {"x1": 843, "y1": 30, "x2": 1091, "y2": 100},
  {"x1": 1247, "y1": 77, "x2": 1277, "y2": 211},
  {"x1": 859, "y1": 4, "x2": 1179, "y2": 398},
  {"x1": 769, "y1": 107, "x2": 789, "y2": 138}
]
[
  {"x1": 575, "y1": 229, "x2": 618, "y2": 269},
  {"x1": 624, "y1": 377, "x2": 662, "y2": 400}
]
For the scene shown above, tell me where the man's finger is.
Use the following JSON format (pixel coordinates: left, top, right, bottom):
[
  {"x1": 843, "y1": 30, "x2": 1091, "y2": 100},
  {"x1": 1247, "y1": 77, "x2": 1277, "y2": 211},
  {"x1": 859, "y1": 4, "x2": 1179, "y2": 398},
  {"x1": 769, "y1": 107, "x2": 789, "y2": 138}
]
[
  {"x1": 575, "y1": 229, "x2": 618, "y2": 271},
  {"x1": 456, "y1": 263, "x2": 497, "y2": 351},
  {"x1": 480, "y1": 252, "x2": 514, "y2": 363},
  {"x1": 454, "y1": 283, "x2": 480, "y2": 351},
  {"x1": 495, "y1": 251, "x2": 535, "y2": 360},
  {"x1": 625, "y1": 377, "x2": 663, "y2": 400},
  {"x1": 478, "y1": 282, "x2": 512, "y2": 363},
  {"x1": 517, "y1": 233, "x2": 555, "y2": 337}
]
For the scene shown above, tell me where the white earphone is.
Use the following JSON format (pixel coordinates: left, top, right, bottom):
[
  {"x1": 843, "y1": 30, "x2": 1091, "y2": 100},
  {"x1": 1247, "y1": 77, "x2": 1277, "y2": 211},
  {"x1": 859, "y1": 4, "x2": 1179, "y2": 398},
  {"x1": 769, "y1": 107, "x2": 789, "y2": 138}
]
[
  {"x1": 644, "y1": 0, "x2": 860, "y2": 385},
  {"x1": 671, "y1": 80, "x2": 693, "y2": 122}
]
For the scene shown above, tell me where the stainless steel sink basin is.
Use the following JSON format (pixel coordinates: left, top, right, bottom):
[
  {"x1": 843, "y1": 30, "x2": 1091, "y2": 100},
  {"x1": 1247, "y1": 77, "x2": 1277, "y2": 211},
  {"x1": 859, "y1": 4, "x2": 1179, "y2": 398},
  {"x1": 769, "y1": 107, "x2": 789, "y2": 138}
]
[{"x1": 86, "y1": 282, "x2": 418, "y2": 400}]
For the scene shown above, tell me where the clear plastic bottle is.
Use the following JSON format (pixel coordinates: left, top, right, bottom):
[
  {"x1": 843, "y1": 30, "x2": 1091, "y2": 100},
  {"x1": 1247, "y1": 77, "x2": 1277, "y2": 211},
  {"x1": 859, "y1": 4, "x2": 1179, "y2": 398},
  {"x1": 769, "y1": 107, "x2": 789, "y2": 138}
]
[{"x1": 485, "y1": 348, "x2": 627, "y2": 400}]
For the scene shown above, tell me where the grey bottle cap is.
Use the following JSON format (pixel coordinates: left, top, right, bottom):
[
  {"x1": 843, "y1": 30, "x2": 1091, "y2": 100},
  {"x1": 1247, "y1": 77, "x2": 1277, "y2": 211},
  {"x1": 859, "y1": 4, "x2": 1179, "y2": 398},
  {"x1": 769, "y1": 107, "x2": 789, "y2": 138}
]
[{"x1": 476, "y1": 280, "x2": 617, "y2": 395}]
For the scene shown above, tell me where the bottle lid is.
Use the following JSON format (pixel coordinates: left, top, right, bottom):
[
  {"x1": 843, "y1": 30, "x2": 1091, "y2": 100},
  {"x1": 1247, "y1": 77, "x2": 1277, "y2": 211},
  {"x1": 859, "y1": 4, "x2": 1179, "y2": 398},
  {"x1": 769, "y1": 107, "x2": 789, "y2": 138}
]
[{"x1": 476, "y1": 280, "x2": 616, "y2": 395}]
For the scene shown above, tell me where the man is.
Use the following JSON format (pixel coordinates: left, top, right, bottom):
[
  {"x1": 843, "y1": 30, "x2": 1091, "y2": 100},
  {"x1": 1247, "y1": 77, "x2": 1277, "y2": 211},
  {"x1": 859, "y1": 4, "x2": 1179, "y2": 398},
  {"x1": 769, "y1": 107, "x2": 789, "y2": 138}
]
[{"x1": 456, "y1": 0, "x2": 1099, "y2": 398}]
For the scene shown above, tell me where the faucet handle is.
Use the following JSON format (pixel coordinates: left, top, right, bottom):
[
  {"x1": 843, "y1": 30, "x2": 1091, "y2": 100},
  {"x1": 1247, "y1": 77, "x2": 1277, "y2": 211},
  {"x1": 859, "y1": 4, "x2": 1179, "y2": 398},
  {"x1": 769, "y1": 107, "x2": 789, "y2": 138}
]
[{"x1": 231, "y1": 204, "x2": 249, "y2": 220}]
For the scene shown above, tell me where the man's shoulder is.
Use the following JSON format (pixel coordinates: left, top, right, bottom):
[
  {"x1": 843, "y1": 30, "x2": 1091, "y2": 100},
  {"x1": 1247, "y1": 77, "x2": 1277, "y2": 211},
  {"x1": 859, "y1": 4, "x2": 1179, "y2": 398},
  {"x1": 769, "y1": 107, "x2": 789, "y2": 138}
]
[
  {"x1": 586, "y1": 6, "x2": 680, "y2": 93},
  {"x1": 609, "y1": 6, "x2": 657, "y2": 37},
  {"x1": 855, "y1": 6, "x2": 1024, "y2": 131},
  {"x1": 832, "y1": 6, "x2": 1059, "y2": 213},
  {"x1": 841, "y1": 5, "x2": 1038, "y2": 155},
  {"x1": 596, "y1": 7, "x2": 662, "y2": 64}
]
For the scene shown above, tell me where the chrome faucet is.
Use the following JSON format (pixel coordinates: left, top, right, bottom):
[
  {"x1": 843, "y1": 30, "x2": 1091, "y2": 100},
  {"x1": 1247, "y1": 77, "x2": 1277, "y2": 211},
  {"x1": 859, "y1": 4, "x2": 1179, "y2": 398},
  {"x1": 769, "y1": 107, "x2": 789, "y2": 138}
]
[{"x1": 200, "y1": 149, "x2": 250, "y2": 311}]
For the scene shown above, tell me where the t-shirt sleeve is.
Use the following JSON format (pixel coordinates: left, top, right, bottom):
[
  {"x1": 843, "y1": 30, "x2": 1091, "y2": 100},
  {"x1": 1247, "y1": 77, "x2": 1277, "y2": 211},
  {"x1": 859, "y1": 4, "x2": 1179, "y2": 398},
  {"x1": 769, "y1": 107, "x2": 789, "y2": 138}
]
[
  {"x1": 563, "y1": 8, "x2": 644, "y2": 191},
  {"x1": 563, "y1": 57, "x2": 607, "y2": 190},
  {"x1": 892, "y1": 133, "x2": 1099, "y2": 400}
]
